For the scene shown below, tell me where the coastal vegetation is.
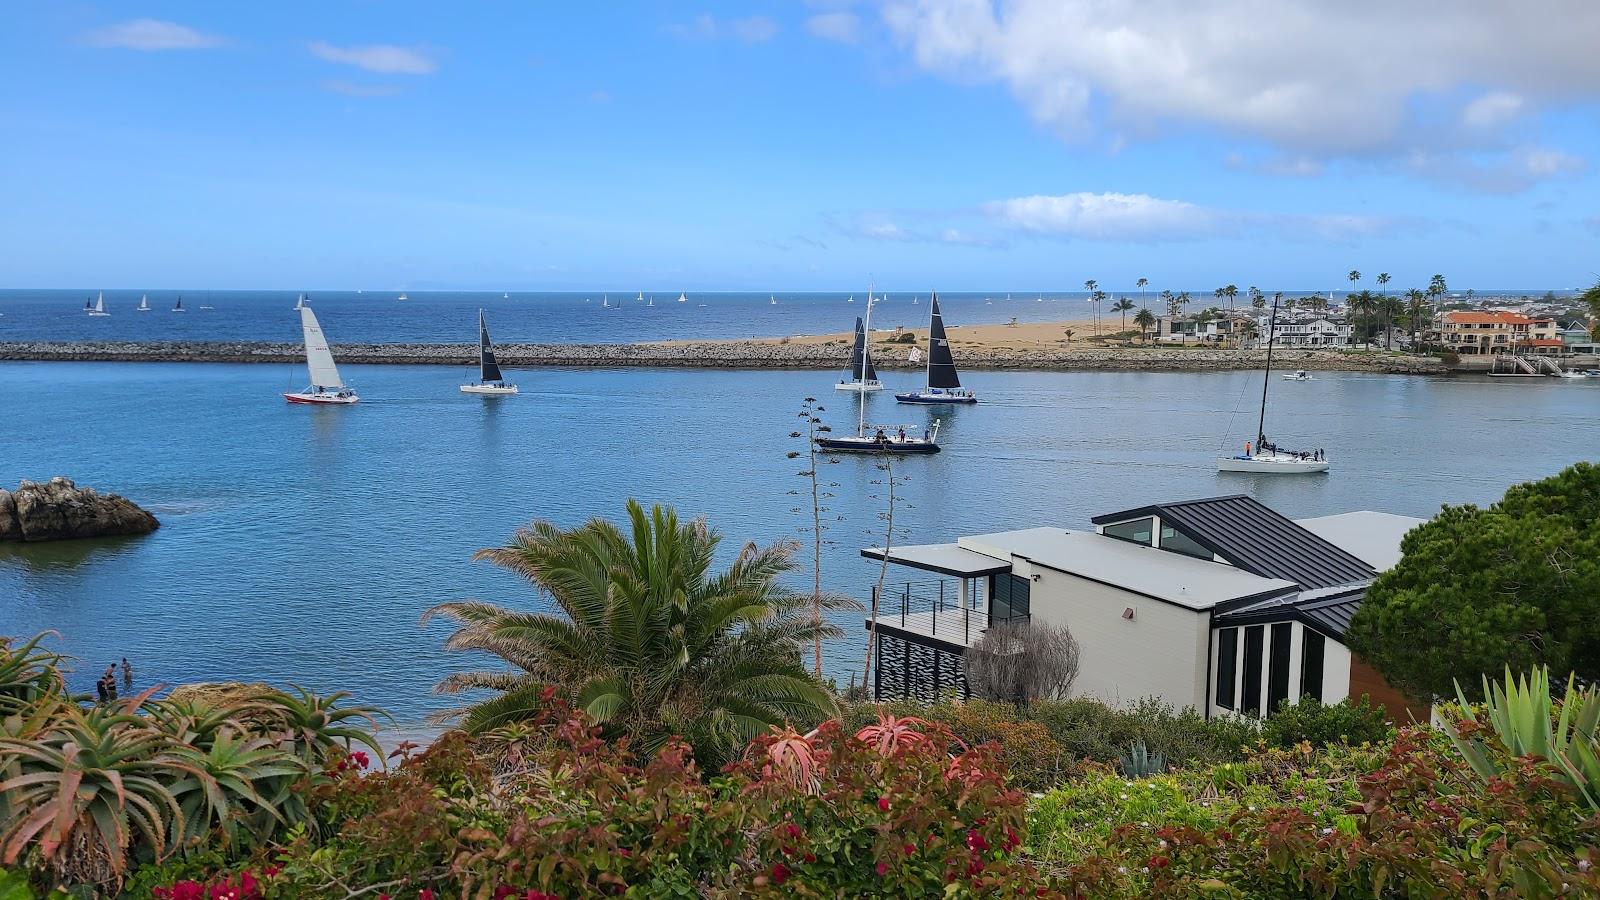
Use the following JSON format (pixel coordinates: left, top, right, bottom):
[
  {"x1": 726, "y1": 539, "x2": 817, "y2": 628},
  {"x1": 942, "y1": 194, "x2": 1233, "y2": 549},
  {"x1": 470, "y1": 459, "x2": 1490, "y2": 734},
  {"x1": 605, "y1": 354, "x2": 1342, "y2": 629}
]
[{"x1": 1348, "y1": 462, "x2": 1600, "y2": 702}]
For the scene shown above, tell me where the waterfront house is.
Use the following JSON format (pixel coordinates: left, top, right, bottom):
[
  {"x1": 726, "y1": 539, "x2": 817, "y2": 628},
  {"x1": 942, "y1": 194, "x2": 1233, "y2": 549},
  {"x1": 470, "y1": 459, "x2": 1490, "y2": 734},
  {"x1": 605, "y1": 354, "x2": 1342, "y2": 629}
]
[
  {"x1": 1252, "y1": 316, "x2": 1353, "y2": 348},
  {"x1": 1433, "y1": 311, "x2": 1560, "y2": 355},
  {"x1": 862, "y1": 495, "x2": 1429, "y2": 722},
  {"x1": 1154, "y1": 314, "x2": 1249, "y2": 345}
]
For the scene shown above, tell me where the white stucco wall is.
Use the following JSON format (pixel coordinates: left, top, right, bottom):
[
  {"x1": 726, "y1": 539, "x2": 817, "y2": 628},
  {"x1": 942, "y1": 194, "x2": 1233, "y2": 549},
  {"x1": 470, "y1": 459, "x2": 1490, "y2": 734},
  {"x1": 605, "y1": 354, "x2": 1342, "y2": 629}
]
[{"x1": 1023, "y1": 562, "x2": 1211, "y2": 711}]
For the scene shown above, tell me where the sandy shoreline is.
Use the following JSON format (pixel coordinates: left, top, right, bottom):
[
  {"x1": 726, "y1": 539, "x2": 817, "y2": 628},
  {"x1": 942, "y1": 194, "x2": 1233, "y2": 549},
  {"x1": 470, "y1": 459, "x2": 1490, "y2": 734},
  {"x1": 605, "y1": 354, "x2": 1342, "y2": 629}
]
[{"x1": 0, "y1": 321, "x2": 1446, "y2": 374}]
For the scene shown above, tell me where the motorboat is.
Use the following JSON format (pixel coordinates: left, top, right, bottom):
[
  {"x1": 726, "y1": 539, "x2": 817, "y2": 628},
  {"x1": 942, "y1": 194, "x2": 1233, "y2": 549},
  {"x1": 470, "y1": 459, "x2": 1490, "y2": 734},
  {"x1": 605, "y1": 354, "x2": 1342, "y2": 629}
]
[
  {"x1": 1281, "y1": 370, "x2": 1312, "y2": 381},
  {"x1": 284, "y1": 307, "x2": 358, "y2": 404},
  {"x1": 460, "y1": 309, "x2": 519, "y2": 395}
]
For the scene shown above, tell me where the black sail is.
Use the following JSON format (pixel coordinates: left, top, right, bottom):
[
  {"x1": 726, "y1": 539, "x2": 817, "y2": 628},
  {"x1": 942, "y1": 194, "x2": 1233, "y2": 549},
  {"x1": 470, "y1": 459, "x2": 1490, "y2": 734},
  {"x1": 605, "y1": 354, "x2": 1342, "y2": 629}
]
[
  {"x1": 925, "y1": 292, "x2": 961, "y2": 388},
  {"x1": 847, "y1": 316, "x2": 878, "y2": 382},
  {"x1": 479, "y1": 311, "x2": 504, "y2": 382}
]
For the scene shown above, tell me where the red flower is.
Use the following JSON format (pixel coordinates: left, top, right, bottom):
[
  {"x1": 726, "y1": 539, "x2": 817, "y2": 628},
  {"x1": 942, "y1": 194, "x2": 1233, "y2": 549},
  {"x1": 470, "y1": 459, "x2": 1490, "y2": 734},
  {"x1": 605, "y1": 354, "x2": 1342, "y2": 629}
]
[
  {"x1": 966, "y1": 829, "x2": 990, "y2": 852},
  {"x1": 1003, "y1": 827, "x2": 1021, "y2": 851},
  {"x1": 784, "y1": 823, "x2": 802, "y2": 840},
  {"x1": 525, "y1": 893, "x2": 559, "y2": 900},
  {"x1": 903, "y1": 843, "x2": 916, "y2": 856},
  {"x1": 966, "y1": 857, "x2": 985, "y2": 877},
  {"x1": 351, "y1": 750, "x2": 371, "y2": 769},
  {"x1": 878, "y1": 796, "x2": 891, "y2": 812},
  {"x1": 420, "y1": 891, "x2": 437, "y2": 900},
  {"x1": 261, "y1": 866, "x2": 281, "y2": 879},
  {"x1": 772, "y1": 863, "x2": 791, "y2": 885},
  {"x1": 803, "y1": 853, "x2": 816, "y2": 863},
  {"x1": 494, "y1": 887, "x2": 516, "y2": 900},
  {"x1": 876, "y1": 861, "x2": 889, "y2": 877}
]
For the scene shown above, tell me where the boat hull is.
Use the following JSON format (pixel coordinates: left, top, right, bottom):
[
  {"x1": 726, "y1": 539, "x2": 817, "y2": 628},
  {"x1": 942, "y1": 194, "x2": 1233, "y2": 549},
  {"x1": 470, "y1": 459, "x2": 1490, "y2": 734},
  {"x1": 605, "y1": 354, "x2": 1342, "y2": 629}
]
[
  {"x1": 284, "y1": 391, "x2": 358, "y2": 405},
  {"x1": 460, "y1": 383, "x2": 519, "y2": 395},
  {"x1": 1216, "y1": 455, "x2": 1328, "y2": 474},
  {"x1": 816, "y1": 436, "x2": 939, "y2": 454},
  {"x1": 895, "y1": 391, "x2": 977, "y2": 404},
  {"x1": 834, "y1": 381, "x2": 884, "y2": 393}
]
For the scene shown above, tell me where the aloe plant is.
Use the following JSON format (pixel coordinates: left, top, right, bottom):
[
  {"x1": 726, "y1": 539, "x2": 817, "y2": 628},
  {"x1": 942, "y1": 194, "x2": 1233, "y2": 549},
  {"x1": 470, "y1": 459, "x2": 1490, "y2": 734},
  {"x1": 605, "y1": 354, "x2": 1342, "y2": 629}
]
[
  {"x1": 0, "y1": 636, "x2": 68, "y2": 715},
  {"x1": 1118, "y1": 739, "x2": 1167, "y2": 778},
  {"x1": 166, "y1": 728, "x2": 306, "y2": 850},
  {"x1": 1443, "y1": 666, "x2": 1600, "y2": 810},
  {"x1": 256, "y1": 686, "x2": 386, "y2": 767}
]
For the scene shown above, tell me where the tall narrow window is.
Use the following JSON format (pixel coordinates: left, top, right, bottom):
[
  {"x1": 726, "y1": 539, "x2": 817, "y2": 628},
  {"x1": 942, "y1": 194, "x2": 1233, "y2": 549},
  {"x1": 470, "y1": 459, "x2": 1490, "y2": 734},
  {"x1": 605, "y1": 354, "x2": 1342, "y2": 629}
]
[
  {"x1": 1241, "y1": 625, "x2": 1264, "y2": 716},
  {"x1": 1267, "y1": 623, "x2": 1292, "y2": 714},
  {"x1": 1301, "y1": 629, "x2": 1326, "y2": 702},
  {"x1": 1215, "y1": 628, "x2": 1238, "y2": 710}
]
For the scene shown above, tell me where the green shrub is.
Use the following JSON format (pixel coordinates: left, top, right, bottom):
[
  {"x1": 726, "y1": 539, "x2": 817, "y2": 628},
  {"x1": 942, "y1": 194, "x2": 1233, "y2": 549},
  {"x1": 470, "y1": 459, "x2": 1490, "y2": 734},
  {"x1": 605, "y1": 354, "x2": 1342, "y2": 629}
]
[
  {"x1": 1260, "y1": 695, "x2": 1394, "y2": 749},
  {"x1": 1024, "y1": 697, "x2": 1256, "y2": 768}
]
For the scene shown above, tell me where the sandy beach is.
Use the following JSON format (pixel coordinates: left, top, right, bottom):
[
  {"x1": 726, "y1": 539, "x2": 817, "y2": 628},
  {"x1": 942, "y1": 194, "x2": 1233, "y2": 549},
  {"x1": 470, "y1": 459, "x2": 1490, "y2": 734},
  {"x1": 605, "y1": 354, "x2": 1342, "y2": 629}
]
[{"x1": 674, "y1": 316, "x2": 1115, "y2": 353}]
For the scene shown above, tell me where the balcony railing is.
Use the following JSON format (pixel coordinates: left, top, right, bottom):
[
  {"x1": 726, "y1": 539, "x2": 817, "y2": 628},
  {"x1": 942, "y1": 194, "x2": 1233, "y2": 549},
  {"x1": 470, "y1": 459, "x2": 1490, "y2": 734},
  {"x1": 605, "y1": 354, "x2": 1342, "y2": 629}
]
[{"x1": 866, "y1": 577, "x2": 1026, "y2": 647}]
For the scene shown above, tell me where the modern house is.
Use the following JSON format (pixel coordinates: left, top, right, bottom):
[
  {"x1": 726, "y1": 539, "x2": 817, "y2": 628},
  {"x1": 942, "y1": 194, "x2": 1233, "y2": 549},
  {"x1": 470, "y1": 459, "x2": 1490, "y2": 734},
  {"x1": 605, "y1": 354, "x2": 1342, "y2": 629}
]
[
  {"x1": 1253, "y1": 316, "x2": 1353, "y2": 348},
  {"x1": 1153, "y1": 315, "x2": 1249, "y2": 345},
  {"x1": 1431, "y1": 311, "x2": 1560, "y2": 355},
  {"x1": 862, "y1": 495, "x2": 1430, "y2": 722}
]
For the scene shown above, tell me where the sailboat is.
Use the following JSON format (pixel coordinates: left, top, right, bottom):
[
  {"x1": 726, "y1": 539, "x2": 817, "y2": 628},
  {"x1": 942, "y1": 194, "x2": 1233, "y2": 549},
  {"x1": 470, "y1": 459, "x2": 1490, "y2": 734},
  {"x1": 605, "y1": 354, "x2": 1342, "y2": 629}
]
[
  {"x1": 647, "y1": 294, "x2": 655, "y2": 307},
  {"x1": 677, "y1": 292, "x2": 688, "y2": 303},
  {"x1": 834, "y1": 315, "x2": 883, "y2": 392},
  {"x1": 88, "y1": 292, "x2": 110, "y2": 316},
  {"x1": 460, "y1": 309, "x2": 518, "y2": 395},
  {"x1": 84, "y1": 297, "x2": 93, "y2": 312},
  {"x1": 397, "y1": 292, "x2": 409, "y2": 301},
  {"x1": 502, "y1": 292, "x2": 509, "y2": 299},
  {"x1": 818, "y1": 284, "x2": 940, "y2": 454},
  {"x1": 770, "y1": 294, "x2": 777, "y2": 305},
  {"x1": 137, "y1": 295, "x2": 151, "y2": 312},
  {"x1": 172, "y1": 296, "x2": 185, "y2": 313},
  {"x1": 896, "y1": 291, "x2": 976, "y2": 404},
  {"x1": 602, "y1": 295, "x2": 611, "y2": 309},
  {"x1": 847, "y1": 294, "x2": 855, "y2": 303},
  {"x1": 283, "y1": 307, "x2": 358, "y2": 404},
  {"x1": 1217, "y1": 297, "x2": 1327, "y2": 474}
]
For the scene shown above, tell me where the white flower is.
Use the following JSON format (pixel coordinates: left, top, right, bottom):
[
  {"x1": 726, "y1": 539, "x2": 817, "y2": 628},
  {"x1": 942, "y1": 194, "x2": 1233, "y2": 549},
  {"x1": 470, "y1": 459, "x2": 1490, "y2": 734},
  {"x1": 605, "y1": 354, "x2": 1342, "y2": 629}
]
[{"x1": 1322, "y1": 827, "x2": 1334, "y2": 836}]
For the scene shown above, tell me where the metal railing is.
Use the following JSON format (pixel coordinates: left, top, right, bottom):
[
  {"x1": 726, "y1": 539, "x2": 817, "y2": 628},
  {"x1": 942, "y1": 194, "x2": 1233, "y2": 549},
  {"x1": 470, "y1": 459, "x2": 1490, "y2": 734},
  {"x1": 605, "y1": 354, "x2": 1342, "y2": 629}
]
[{"x1": 867, "y1": 578, "x2": 994, "y2": 645}]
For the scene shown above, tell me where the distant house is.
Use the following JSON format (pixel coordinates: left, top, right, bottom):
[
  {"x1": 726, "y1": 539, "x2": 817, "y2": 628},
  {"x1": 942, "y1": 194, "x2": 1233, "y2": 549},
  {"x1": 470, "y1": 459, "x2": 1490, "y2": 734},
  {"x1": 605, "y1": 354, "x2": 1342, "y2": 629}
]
[
  {"x1": 1254, "y1": 316, "x2": 1352, "y2": 348},
  {"x1": 1154, "y1": 315, "x2": 1249, "y2": 345},
  {"x1": 862, "y1": 495, "x2": 1430, "y2": 722},
  {"x1": 1432, "y1": 311, "x2": 1560, "y2": 355}
]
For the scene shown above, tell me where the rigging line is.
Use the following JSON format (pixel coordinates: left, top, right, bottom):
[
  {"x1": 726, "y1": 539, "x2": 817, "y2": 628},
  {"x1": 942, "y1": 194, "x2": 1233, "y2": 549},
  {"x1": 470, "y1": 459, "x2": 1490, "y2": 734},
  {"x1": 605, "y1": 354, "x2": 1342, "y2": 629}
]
[{"x1": 1216, "y1": 366, "x2": 1255, "y2": 453}]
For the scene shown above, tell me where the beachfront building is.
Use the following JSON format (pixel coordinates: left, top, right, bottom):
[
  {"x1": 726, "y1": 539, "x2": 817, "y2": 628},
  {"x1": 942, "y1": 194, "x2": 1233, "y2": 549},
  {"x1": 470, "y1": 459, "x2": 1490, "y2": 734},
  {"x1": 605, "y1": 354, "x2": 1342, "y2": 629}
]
[
  {"x1": 861, "y1": 495, "x2": 1430, "y2": 722},
  {"x1": 1432, "y1": 311, "x2": 1560, "y2": 355},
  {"x1": 1253, "y1": 316, "x2": 1353, "y2": 348},
  {"x1": 1153, "y1": 315, "x2": 1250, "y2": 345}
]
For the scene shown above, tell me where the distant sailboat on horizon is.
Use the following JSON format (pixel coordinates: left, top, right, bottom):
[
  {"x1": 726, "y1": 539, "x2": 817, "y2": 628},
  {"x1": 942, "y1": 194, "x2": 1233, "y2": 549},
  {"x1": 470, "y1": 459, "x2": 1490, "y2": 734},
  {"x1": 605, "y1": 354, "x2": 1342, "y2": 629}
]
[
  {"x1": 88, "y1": 292, "x2": 110, "y2": 317},
  {"x1": 460, "y1": 309, "x2": 518, "y2": 395},
  {"x1": 397, "y1": 292, "x2": 409, "y2": 301},
  {"x1": 137, "y1": 295, "x2": 150, "y2": 312},
  {"x1": 172, "y1": 296, "x2": 185, "y2": 313},
  {"x1": 284, "y1": 307, "x2": 357, "y2": 405},
  {"x1": 677, "y1": 292, "x2": 688, "y2": 303}
]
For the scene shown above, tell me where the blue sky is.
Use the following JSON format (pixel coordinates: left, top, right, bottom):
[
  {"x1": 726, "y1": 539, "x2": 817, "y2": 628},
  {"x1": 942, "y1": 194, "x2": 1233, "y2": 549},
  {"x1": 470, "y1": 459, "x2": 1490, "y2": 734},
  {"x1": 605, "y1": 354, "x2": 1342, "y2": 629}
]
[{"x1": 2, "y1": 2, "x2": 1596, "y2": 292}]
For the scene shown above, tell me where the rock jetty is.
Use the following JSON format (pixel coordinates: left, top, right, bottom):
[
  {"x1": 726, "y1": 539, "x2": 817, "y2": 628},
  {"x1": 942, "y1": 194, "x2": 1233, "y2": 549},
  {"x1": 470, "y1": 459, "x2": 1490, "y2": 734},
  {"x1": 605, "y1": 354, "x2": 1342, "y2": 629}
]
[
  {"x1": 0, "y1": 477, "x2": 160, "y2": 542},
  {"x1": 0, "y1": 340, "x2": 1445, "y2": 374}
]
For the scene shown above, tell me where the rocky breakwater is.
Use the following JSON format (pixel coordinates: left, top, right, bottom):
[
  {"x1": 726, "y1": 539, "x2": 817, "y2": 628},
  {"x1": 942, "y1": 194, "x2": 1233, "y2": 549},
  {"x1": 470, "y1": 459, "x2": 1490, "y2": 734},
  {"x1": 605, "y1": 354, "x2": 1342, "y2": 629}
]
[
  {"x1": 0, "y1": 477, "x2": 160, "y2": 542},
  {"x1": 0, "y1": 340, "x2": 1446, "y2": 374}
]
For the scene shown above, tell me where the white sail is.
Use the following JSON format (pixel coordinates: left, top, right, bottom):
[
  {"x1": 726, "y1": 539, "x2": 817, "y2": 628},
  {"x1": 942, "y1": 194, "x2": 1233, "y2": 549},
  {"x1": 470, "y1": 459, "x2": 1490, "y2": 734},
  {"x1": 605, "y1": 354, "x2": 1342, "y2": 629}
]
[
  {"x1": 138, "y1": 295, "x2": 150, "y2": 311},
  {"x1": 95, "y1": 293, "x2": 105, "y2": 313},
  {"x1": 300, "y1": 307, "x2": 343, "y2": 388}
]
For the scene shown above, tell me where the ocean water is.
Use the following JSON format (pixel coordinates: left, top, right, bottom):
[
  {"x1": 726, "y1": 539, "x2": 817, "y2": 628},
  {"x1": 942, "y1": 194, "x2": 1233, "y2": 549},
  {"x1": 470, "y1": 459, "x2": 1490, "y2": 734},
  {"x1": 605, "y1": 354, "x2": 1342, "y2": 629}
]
[
  {"x1": 0, "y1": 290, "x2": 1101, "y2": 345},
  {"x1": 2, "y1": 361, "x2": 1597, "y2": 722}
]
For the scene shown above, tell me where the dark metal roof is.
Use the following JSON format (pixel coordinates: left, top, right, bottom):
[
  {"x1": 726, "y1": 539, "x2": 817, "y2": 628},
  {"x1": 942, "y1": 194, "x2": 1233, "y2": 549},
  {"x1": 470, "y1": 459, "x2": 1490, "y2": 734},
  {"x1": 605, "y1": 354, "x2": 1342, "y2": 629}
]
[
  {"x1": 1093, "y1": 495, "x2": 1376, "y2": 590},
  {"x1": 1212, "y1": 587, "x2": 1366, "y2": 639}
]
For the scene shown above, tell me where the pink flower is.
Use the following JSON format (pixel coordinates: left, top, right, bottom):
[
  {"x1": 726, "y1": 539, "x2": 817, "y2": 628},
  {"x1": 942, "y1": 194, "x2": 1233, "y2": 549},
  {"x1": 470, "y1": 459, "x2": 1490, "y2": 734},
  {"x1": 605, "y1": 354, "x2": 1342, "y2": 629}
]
[
  {"x1": 420, "y1": 891, "x2": 437, "y2": 900},
  {"x1": 876, "y1": 861, "x2": 889, "y2": 877},
  {"x1": 877, "y1": 796, "x2": 891, "y2": 812},
  {"x1": 351, "y1": 750, "x2": 371, "y2": 769},
  {"x1": 903, "y1": 843, "x2": 916, "y2": 856},
  {"x1": 771, "y1": 863, "x2": 791, "y2": 885},
  {"x1": 784, "y1": 823, "x2": 802, "y2": 840},
  {"x1": 493, "y1": 888, "x2": 516, "y2": 900},
  {"x1": 966, "y1": 829, "x2": 990, "y2": 853}
]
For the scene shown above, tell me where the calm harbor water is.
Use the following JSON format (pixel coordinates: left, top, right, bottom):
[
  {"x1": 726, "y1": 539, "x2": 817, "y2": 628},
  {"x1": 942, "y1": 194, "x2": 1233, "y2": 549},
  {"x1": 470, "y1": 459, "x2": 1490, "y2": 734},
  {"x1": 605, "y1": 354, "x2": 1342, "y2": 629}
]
[{"x1": 3, "y1": 361, "x2": 1597, "y2": 722}]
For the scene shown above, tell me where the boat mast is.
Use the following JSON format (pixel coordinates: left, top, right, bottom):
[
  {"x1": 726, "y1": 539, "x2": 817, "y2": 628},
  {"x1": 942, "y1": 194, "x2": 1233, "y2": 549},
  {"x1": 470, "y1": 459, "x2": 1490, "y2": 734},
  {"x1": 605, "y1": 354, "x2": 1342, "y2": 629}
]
[
  {"x1": 859, "y1": 281, "x2": 874, "y2": 437},
  {"x1": 478, "y1": 309, "x2": 488, "y2": 381},
  {"x1": 1257, "y1": 297, "x2": 1279, "y2": 447},
  {"x1": 924, "y1": 290, "x2": 936, "y2": 391}
]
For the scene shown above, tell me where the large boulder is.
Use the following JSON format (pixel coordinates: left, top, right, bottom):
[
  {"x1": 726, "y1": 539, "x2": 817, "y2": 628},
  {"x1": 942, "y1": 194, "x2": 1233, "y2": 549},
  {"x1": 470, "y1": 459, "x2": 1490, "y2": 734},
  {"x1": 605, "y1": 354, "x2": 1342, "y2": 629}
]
[{"x1": 1, "y1": 477, "x2": 160, "y2": 542}]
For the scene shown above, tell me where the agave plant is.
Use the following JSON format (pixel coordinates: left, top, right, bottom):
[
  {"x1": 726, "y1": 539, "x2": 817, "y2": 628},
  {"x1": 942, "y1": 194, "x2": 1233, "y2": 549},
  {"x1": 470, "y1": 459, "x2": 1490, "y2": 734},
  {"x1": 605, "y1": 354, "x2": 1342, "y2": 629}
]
[
  {"x1": 759, "y1": 726, "x2": 819, "y2": 791},
  {"x1": 0, "y1": 699, "x2": 187, "y2": 884},
  {"x1": 144, "y1": 695, "x2": 275, "y2": 752},
  {"x1": 0, "y1": 634, "x2": 69, "y2": 715},
  {"x1": 1444, "y1": 666, "x2": 1600, "y2": 810},
  {"x1": 165, "y1": 728, "x2": 306, "y2": 850},
  {"x1": 1118, "y1": 740, "x2": 1167, "y2": 778},
  {"x1": 254, "y1": 686, "x2": 386, "y2": 768}
]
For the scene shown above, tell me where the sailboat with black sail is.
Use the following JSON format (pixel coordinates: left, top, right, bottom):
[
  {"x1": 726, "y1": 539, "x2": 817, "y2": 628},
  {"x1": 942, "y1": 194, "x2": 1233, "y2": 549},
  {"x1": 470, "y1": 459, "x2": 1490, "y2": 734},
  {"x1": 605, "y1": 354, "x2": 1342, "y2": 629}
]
[
  {"x1": 896, "y1": 290, "x2": 976, "y2": 404},
  {"x1": 818, "y1": 283, "x2": 940, "y2": 454},
  {"x1": 460, "y1": 309, "x2": 518, "y2": 395},
  {"x1": 284, "y1": 307, "x2": 358, "y2": 404},
  {"x1": 835, "y1": 315, "x2": 884, "y2": 392},
  {"x1": 1217, "y1": 297, "x2": 1327, "y2": 473}
]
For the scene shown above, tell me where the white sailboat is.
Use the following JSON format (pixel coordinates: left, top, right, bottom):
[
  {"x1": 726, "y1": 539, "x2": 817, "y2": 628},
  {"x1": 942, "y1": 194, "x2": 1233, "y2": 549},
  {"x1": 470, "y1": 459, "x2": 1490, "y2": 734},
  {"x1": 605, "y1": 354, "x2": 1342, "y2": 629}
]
[
  {"x1": 647, "y1": 294, "x2": 654, "y2": 307},
  {"x1": 460, "y1": 309, "x2": 518, "y2": 395},
  {"x1": 397, "y1": 292, "x2": 409, "y2": 301},
  {"x1": 1217, "y1": 297, "x2": 1327, "y2": 474},
  {"x1": 88, "y1": 292, "x2": 110, "y2": 316},
  {"x1": 847, "y1": 294, "x2": 855, "y2": 303},
  {"x1": 836, "y1": 285, "x2": 885, "y2": 393},
  {"x1": 137, "y1": 295, "x2": 151, "y2": 312},
  {"x1": 602, "y1": 295, "x2": 611, "y2": 309},
  {"x1": 818, "y1": 282, "x2": 940, "y2": 454},
  {"x1": 770, "y1": 294, "x2": 777, "y2": 305},
  {"x1": 677, "y1": 292, "x2": 688, "y2": 303},
  {"x1": 284, "y1": 307, "x2": 358, "y2": 404},
  {"x1": 502, "y1": 292, "x2": 509, "y2": 299}
]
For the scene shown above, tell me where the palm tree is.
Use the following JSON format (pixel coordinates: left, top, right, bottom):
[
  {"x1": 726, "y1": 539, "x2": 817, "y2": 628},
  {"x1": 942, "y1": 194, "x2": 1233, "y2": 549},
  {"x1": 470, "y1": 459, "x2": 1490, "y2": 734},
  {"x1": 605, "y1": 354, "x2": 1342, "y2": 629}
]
[
  {"x1": 1063, "y1": 328, "x2": 1075, "y2": 346},
  {"x1": 1405, "y1": 288, "x2": 1428, "y2": 349},
  {"x1": 1375, "y1": 273, "x2": 1392, "y2": 348},
  {"x1": 1092, "y1": 290, "x2": 1108, "y2": 335},
  {"x1": 1248, "y1": 286, "x2": 1263, "y2": 309},
  {"x1": 1133, "y1": 307, "x2": 1155, "y2": 344},
  {"x1": 425, "y1": 500, "x2": 843, "y2": 768},
  {"x1": 1177, "y1": 291, "x2": 1191, "y2": 316},
  {"x1": 1429, "y1": 274, "x2": 1448, "y2": 307},
  {"x1": 1224, "y1": 284, "x2": 1239, "y2": 312},
  {"x1": 1084, "y1": 280, "x2": 1098, "y2": 333},
  {"x1": 1136, "y1": 277, "x2": 1148, "y2": 308},
  {"x1": 1159, "y1": 289, "x2": 1175, "y2": 317},
  {"x1": 1112, "y1": 297, "x2": 1136, "y2": 331}
]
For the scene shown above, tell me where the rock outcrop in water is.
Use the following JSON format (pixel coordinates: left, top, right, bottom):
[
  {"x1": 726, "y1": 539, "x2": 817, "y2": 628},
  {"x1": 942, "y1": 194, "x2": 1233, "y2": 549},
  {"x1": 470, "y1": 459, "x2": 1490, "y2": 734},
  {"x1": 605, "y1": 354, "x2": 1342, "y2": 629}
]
[{"x1": 0, "y1": 477, "x2": 160, "y2": 542}]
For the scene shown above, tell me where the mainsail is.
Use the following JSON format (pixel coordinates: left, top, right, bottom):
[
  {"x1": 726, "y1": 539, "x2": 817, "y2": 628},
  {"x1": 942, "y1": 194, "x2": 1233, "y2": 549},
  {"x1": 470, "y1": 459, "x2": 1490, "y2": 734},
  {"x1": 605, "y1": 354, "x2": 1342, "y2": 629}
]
[
  {"x1": 925, "y1": 291, "x2": 960, "y2": 389},
  {"x1": 299, "y1": 306, "x2": 343, "y2": 389},
  {"x1": 478, "y1": 310, "x2": 503, "y2": 382},
  {"x1": 847, "y1": 317, "x2": 878, "y2": 382}
]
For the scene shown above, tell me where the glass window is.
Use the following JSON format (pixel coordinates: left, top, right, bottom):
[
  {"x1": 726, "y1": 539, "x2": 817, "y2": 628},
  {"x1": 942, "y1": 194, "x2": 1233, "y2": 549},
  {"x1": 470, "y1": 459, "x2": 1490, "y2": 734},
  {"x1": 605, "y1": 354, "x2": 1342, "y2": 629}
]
[
  {"x1": 1102, "y1": 517, "x2": 1154, "y2": 546},
  {"x1": 1159, "y1": 525, "x2": 1213, "y2": 560},
  {"x1": 1300, "y1": 628, "x2": 1326, "y2": 701},
  {"x1": 1241, "y1": 626, "x2": 1264, "y2": 716},
  {"x1": 989, "y1": 574, "x2": 1031, "y2": 625},
  {"x1": 1215, "y1": 628, "x2": 1237, "y2": 710},
  {"x1": 1267, "y1": 623, "x2": 1292, "y2": 714}
]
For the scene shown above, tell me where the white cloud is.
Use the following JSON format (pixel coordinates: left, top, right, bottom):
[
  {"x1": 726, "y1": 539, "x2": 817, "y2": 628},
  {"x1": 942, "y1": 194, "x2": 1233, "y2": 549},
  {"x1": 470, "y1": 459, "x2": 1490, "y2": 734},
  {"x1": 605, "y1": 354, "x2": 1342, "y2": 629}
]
[
  {"x1": 1462, "y1": 91, "x2": 1524, "y2": 129},
  {"x1": 1407, "y1": 145, "x2": 1584, "y2": 192},
  {"x1": 807, "y1": 12, "x2": 862, "y2": 43},
  {"x1": 308, "y1": 41, "x2": 437, "y2": 75},
  {"x1": 881, "y1": 0, "x2": 1600, "y2": 158},
  {"x1": 980, "y1": 191, "x2": 1399, "y2": 243},
  {"x1": 670, "y1": 15, "x2": 779, "y2": 43},
  {"x1": 985, "y1": 192, "x2": 1216, "y2": 240},
  {"x1": 84, "y1": 19, "x2": 223, "y2": 51}
]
